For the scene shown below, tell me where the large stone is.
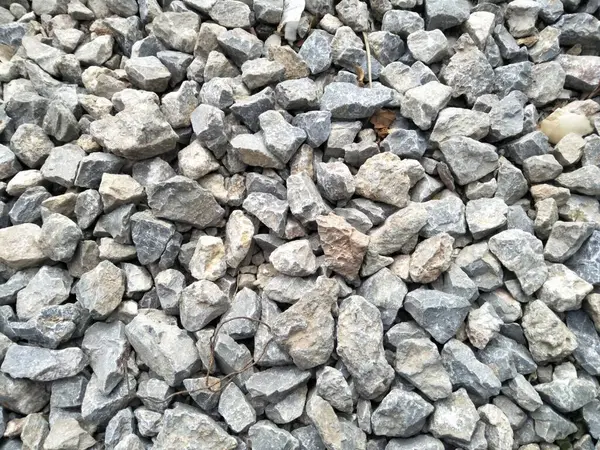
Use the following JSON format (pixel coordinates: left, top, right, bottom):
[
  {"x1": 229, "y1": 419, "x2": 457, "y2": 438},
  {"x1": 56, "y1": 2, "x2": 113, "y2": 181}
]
[
  {"x1": 75, "y1": 261, "x2": 125, "y2": 320},
  {"x1": 0, "y1": 224, "x2": 45, "y2": 269},
  {"x1": 488, "y1": 229, "x2": 547, "y2": 295},
  {"x1": 337, "y1": 295, "x2": 395, "y2": 399},
  {"x1": 371, "y1": 389, "x2": 433, "y2": 437},
  {"x1": 317, "y1": 213, "x2": 369, "y2": 280},
  {"x1": 125, "y1": 309, "x2": 200, "y2": 386},
  {"x1": 1, "y1": 345, "x2": 87, "y2": 382},
  {"x1": 404, "y1": 289, "x2": 471, "y2": 344},
  {"x1": 147, "y1": 176, "x2": 225, "y2": 228},
  {"x1": 271, "y1": 277, "x2": 338, "y2": 369},
  {"x1": 320, "y1": 82, "x2": 392, "y2": 119},
  {"x1": 522, "y1": 300, "x2": 578, "y2": 363},
  {"x1": 89, "y1": 104, "x2": 178, "y2": 160}
]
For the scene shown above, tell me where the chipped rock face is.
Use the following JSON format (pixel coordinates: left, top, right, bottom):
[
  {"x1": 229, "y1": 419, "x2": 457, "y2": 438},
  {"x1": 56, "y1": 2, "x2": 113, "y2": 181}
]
[{"x1": 0, "y1": 0, "x2": 597, "y2": 448}]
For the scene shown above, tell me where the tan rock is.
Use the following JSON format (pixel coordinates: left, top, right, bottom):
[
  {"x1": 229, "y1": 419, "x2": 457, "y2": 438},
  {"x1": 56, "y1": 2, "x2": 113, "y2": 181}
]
[
  {"x1": 409, "y1": 232, "x2": 455, "y2": 283},
  {"x1": 539, "y1": 108, "x2": 593, "y2": 144},
  {"x1": 317, "y1": 213, "x2": 369, "y2": 280},
  {"x1": 0, "y1": 224, "x2": 46, "y2": 269}
]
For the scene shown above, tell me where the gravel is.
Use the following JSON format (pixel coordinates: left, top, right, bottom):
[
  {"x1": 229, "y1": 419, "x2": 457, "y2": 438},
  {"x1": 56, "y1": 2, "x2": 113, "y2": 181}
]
[{"x1": 1, "y1": 0, "x2": 600, "y2": 448}]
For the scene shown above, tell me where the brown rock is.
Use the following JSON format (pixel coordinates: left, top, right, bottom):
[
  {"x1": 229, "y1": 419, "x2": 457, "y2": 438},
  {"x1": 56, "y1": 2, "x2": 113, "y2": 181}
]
[{"x1": 317, "y1": 213, "x2": 369, "y2": 280}]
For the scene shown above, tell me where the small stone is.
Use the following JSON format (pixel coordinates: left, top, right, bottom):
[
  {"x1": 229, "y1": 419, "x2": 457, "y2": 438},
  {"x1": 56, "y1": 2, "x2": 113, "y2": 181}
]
[
  {"x1": 241, "y1": 58, "x2": 285, "y2": 90},
  {"x1": 439, "y1": 137, "x2": 498, "y2": 186},
  {"x1": 317, "y1": 213, "x2": 369, "y2": 280},
  {"x1": 270, "y1": 239, "x2": 317, "y2": 277},
  {"x1": 429, "y1": 388, "x2": 479, "y2": 444},
  {"x1": 407, "y1": 30, "x2": 448, "y2": 64},
  {"x1": 539, "y1": 107, "x2": 593, "y2": 145},
  {"x1": 408, "y1": 233, "x2": 454, "y2": 283},
  {"x1": 155, "y1": 404, "x2": 237, "y2": 450},
  {"x1": 466, "y1": 303, "x2": 503, "y2": 350},
  {"x1": 530, "y1": 405, "x2": 577, "y2": 443},
  {"x1": 292, "y1": 111, "x2": 332, "y2": 148},
  {"x1": 538, "y1": 263, "x2": 593, "y2": 312},
  {"x1": 522, "y1": 300, "x2": 578, "y2": 363},
  {"x1": 246, "y1": 366, "x2": 311, "y2": 402},
  {"x1": 488, "y1": 229, "x2": 547, "y2": 295},
  {"x1": 260, "y1": 110, "x2": 306, "y2": 164},
  {"x1": 355, "y1": 153, "x2": 414, "y2": 208},
  {"x1": 40, "y1": 214, "x2": 83, "y2": 263},
  {"x1": 219, "y1": 382, "x2": 257, "y2": 433},
  {"x1": 395, "y1": 338, "x2": 452, "y2": 401},
  {"x1": 287, "y1": 173, "x2": 329, "y2": 225},
  {"x1": 478, "y1": 404, "x2": 514, "y2": 450},
  {"x1": 180, "y1": 280, "x2": 229, "y2": 331},
  {"x1": 75, "y1": 261, "x2": 125, "y2": 320},
  {"x1": 316, "y1": 367, "x2": 353, "y2": 413},
  {"x1": 401, "y1": 81, "x2": 452, "y2": 130},
  {"x1": 404, "y1": 289, "x2": 471, "y2": 344},
  {"x1": 248, "y1": 421, "x2": 300, "y2": 450},
  {"x1": 357, "y1": 268, "x2": 407, "y2": 327},
  {"x1": 430, "y1": 107, "x2": 490, "y2": 146},
  {"x1": 147, "y1": 176, "x2": 225, "y2": 228},
  {"x1": 566, "y1": 230, "x2": 600, "y2": 285},
  {"x1": 369, "y1": 203, "x2": 428, "y2": 255},
  {"x1": 16, "y1": 266, "x2": 73, "y2": 321},
  {"x1": 371, "y1": 389, "x2": 433, "y2": 437},
  {"x1": 441, "y1": 338, "x2": 502, "y2": 401},
  {"x1": 425, "y1": 0, "x2": 470, "y2": 30},
  {"x1": 153, "y1": 12, "x2": 200, "y2": 53},
  {"x1": 320, "y1": 82, "x2": 392, "y2": 119},
  {"x1": 90, "y1": 104, "x2": 178, "y2": 160},
  {"x1": 0, "y1": 224, "x2": 45, "y2": 269},
  {"x1": 189, "y1": 236, "x2": 227, "y2": 281},
  {"x1": 43, "y1": 419, "x2": 96, "y2": 450}
]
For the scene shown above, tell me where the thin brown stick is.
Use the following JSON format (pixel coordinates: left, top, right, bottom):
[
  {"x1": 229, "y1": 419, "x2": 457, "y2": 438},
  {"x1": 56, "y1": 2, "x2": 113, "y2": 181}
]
[
  {"x1": 362, "y1": 31, "x2": 373, "y2": 88},
  {"x1": 165, "y1": 316, "x2": 275, "y2": 401}
]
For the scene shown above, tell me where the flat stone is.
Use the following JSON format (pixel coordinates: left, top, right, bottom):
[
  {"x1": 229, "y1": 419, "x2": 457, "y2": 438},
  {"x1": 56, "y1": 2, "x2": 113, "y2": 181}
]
[
  {"x1": 1, "y1": 345, "x2": 87, "y2": 382},
  {"x1": 320, "y1": 82, "x2": 392, "y2": 119}
]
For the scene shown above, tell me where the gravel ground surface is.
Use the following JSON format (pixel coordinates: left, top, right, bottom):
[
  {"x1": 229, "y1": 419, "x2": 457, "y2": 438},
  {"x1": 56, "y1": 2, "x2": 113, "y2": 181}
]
[{"x1": 1, "y1": 0, "x2": 600, "y2": 449}]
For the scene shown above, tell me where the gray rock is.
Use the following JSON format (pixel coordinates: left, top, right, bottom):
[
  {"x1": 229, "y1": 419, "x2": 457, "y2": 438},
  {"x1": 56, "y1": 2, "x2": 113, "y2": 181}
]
[
  {"x1": 147, "y1": 176, "x2": 224, "y2": 228},
  {"x1": 407, "y1": 30, "x2": 448, "y2": 64},
  {"x1": 371, "y1": 389, "x2": 433, "y2": 437},
  {"x1": 248, "y1": 420, "x2": 300, "y2": 450},
  {"x1": 75, "y1": 261, "x2": 124, "y2": 320},
  {"x1": 535, "y1": 375, "x2": 597, "y2": 413},
  {"x1": 271, "y1": 277, "x2": 337, "y2": 369},
  {"x1": 522, "y1": 300, "x2": 578, "y2": 363},
  {"x1": 155, "y1": 403, "x2": 237, "y2": 450},
  {"x1": 408, "y1": 233, "x2": 454, "y2": 284},
  {"x1": 219, "y1": 382, "x2": 256, "y2": 433},
  {"x1": 161, "y1": 81, "x2": 199, "y2": 129},
  {"x1": 1, "y1": 345, "x2": 87, "y2": 381},
  {"x1": 260, "y1": 110, "x2": 306, "y2": 164},
  {"x1": 287, "y1": 172, "x2": 329, "y2": 225},
  {"x1": 440, "y1": 137, "x2": 499, "y2": 187},
  {"x1": 90, "y1": 104, "x2": 178, "y2": 160},
  {"x1": 404, "y1": 289, "x2": 470, "y2": 344},
  {"x1": 125, "y1": 309, "x2": 199, "y2": 386},
  {"x1": 381, "y1": 129, "x2": 427, "y2": 160},
  {"x1": 538, "y1": 263, "x2": 592, "y2": 312},
  {"x1": 292, "y1": 111, "x2": 332, "y2": 148},
  {"x1": 246, "y1": 366, "x2": 311, "y2": 402},
  {"x1": 298, "y1": 30, "x2": 333, "y2": 75},
  {"x1": 43, "y1": 419, "x2": 96, "y2": 450},
  {"x1": 153, "y1": 12, "x2": 199, "y2": 53},
  {"x1": 337, "y1": 295, "x2": 395, "y2": 399},
  {"x1": 266, "y1": 384, "x2": 307, "y2": 424},
  {"x1": 316, "y1": 367, "x2": 353, "y2": 413},
  {"x1": 478, "y1": 404, "x2": 513, "y2": 450},
  {"x1": 487, "y1": 229, "x2": 546, "y2": 295},
  {"x1": 16, "y1": 266, "x2": 72, "y2": 321},
  {"x1": 0, "y1": 371, "x2": 50, "y2": 415},
  {"x1": 369, "y1": 203, "x2": 428, "y2": 255},
  {"x1": 477, "y1": 334, "x2": 537, "y2": 382},
  {"x1": 39, "y1": 213, "x2": 83, "y2": 263},
  {"x1": 82, "y1": 321, "x2": 129, "y2": 395},
  {"x1": 466, "y1": 198, "x2": 508, "y2": 240},
  {"x1": 270, "y1": 239, "x2": 317, "y2": 277},
  {"x1": 401, "y1": 82, "x2": 452, "y2": 130},
  {"x1": 429, "y1": 388, "x2": 479, "y2": 444},
  {"x1": 243, "y1": 192, "x2": 288, "y2": 236},
  {"x1": 386, "y1": 436, "x2": 444, "y2": 450},
  {"x1": 395, "y1": 337, "x2": 452, "y2": 401},
  {"x1": 530, "y1": 405, "x2": 577, "y2": 443},
  {"x1": 321, "y1": 82, "x2": 391, "y2": 119},
  {"x1": 441, "y1": 338, "x2": 502, "y2": 401},
  {"x1": 425, "y1": 0, "x2": 470, "y2": 30},
  {"x1": 567, "y1": 310, "x2": 600, "y2": 376},
  {"x1": 430, "y1": 107, "x2": 490, "y2": 146},
  {"x1": 130, "y1": 211, "x2": 175, "y2": 265},
  {"x1": 180, "y1": 280, "x2": 229, "y2": 331},
  {"x1": 440, "y1": 35, "x2": 494, "y2": 104},
  {"x1": 75, "y1": 153, "x2": 125, "y2": 190}
]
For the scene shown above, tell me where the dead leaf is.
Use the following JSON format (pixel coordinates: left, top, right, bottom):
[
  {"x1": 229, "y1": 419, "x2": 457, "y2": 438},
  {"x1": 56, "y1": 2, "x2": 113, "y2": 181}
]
[
  {"x1": 516, "y1": 35, "x2": 538, "y2": 47},
  {"x1": 370, "y1": 109, "x2": 396, "y2": 139},
  {"x1": 355, "y1": 65, "x2": 365, "y2": 86}
]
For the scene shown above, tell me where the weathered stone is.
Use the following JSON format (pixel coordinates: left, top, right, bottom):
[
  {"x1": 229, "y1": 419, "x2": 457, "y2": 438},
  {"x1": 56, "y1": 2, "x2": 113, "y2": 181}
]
[
  {"x1": 371, "y1": 389, "x2": 433, "y2": 437},
  {"x1": 337, "y1": 295, "x2": 395, "y2": 399}
]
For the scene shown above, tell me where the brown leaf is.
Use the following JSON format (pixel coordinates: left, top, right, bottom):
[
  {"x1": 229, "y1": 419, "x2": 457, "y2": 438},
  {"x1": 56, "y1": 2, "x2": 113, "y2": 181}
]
[
  {"x1": 355, "y1": 65, "x2": 365, "y2": 86},
  {"x1": 370, "y1": 109, "x2": 396, "y2": 139}
]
